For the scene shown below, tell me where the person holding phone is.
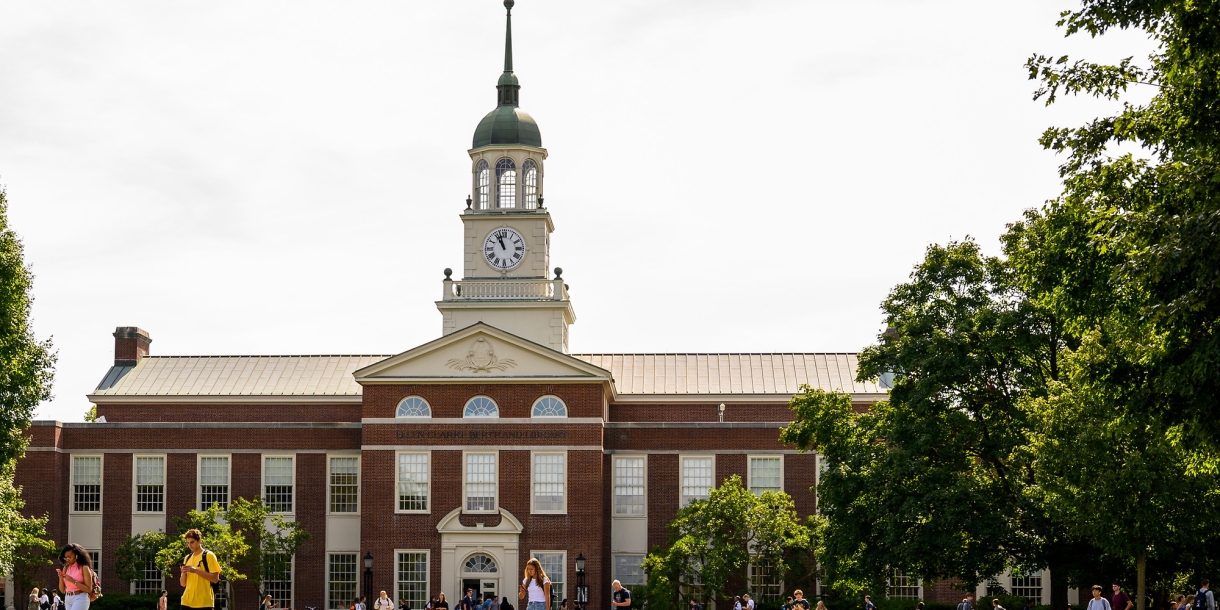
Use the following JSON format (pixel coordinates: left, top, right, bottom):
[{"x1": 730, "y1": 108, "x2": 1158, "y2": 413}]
[
  {"x1": 179, "y1": 528, "x2": 221, "y2": 610},
  {"x1": 55, "y1": 543, "x2": 95, "y2": 610}
]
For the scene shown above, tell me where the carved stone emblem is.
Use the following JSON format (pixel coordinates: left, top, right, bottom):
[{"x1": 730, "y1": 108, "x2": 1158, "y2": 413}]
[{"x1": 446, "y1": 337, "x2": 517, "y2": 372}]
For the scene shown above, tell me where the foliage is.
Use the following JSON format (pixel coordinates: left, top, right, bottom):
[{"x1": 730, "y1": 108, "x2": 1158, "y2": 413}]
[
  {"x1": 152, "y1": 504, "x2": 251, "y2": 586},
  {"x1": 223, "y1": 496, "x2": 311, "y2": 598},
  {"x1": 114, "y1": 531, "x2": 173, "y2": 586},
  {"x1": 84, "y1": 405, "x2": 98, "y2": 422},
  {"x1": 0, "y1": 187, "x2": 57, "y2": 466},
  {"x1": 0, "y1": 464, "x2": 56, "y2": 597},
  {"x1": 90, "y1": 593, "x2": 182, "y2": 610},
  {"x1": 640, "y1": 476, "x2": 815, "y2": 610}
]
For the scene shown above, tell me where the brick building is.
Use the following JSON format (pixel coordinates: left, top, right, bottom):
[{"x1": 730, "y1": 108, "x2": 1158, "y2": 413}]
[{"x1": 7, "y1": 2, "x2": 1055, "y2": 610}]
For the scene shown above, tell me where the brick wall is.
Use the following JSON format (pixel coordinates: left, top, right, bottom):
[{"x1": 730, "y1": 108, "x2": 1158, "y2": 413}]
[
  {"x1": 295, "y1": 454, "x2": 328, "y2": 609},
  {"x1": 647, "y1": 455, "x2": 677, "y2": 551},
  {"x1": 785, "y1": 454, "x2": 818, "y2": 517},
  {"x1": 361, "y1": 384, "x2": 605, "y2": 419},
  {"x1": 102, "y1": 453, "x2": 132, "y2": 593},
  {"x1": 606, "y1": 429, "x2": 787, "y2": 452},
  {"x1": 97, "y1": 403, "x2": 361, "y2": 423},
  {"x1": 51, "y1": 426, "x2": 360, "y2": 452}
]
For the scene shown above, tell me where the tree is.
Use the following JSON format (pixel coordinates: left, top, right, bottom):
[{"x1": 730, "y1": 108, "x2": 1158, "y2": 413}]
[
  {"x1": 115, "y1": 530, "x2": 173, "y2": 587},
  {"x1": 223, "y1": 497, "x2": 311, "y2": 601},
  {"x1": 778, "y1": 240, "x2": 1100, "y2": 605},
  {"x1": 151, "y1": 505, "x2": 251, "y2": 604},
  {"x1": 0, "y1": 464, "x2": 57, "y2": 598},
  {"x1": 640, "y1": 476, "x2": 815, "y2": 610},
  {"x1": 0, "y1": 187, "x2": 57, "y2": 467},
  {"x1": 84, "y1": 405, "x2": 99, "y2": 422},
  {"x1": 1025, "y1": 0, "x2": 1220, "y2": 445}
]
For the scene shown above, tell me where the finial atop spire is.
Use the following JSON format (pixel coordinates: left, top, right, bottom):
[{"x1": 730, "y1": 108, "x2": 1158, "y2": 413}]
[{"x1": 496, "y1": 0, "x2": 521, "y2": 107}]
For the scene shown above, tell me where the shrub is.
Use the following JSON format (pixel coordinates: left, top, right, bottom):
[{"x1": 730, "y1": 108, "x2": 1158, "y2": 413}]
[{"x1": 89, "y1": 593, "x2": 182, "y2": 610}]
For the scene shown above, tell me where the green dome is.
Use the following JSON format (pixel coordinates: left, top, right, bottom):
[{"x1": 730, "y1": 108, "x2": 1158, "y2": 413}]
[{"x1": 473, "y1": 105, "x2": 542, "y2": 148}]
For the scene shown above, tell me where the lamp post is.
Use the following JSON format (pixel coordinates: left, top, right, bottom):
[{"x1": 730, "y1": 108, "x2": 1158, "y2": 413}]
[
  {"x1": 574, "y1": 553, "x2": 587, "y2": 610},
  {"x1": 364, "y1": 552, "x2": 374, "y2": 604}
]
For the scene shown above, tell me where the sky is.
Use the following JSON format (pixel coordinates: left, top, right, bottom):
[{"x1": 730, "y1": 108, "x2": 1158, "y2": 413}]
[{"x1": 1, "y1": 1, "x2": 1158, "y2": 422}]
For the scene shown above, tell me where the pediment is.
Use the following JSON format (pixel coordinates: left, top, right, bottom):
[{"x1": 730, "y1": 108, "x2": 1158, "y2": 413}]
[{"x1": 353, "y1": 323, "x2": 612, "y2": 383}]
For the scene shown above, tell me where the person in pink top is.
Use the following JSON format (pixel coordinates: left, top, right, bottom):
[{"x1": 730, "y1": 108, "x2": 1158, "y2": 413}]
[{"x1": 55, "y1": 543, "x2": 95, "y2": 610}]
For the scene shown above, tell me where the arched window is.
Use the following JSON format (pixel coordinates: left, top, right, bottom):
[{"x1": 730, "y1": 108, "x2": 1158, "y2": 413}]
[
  {"x1": 475, "y1": 160, "x2": 490, "y2": 210},
  {"x1": 463, "y1": 396, "x2": 499, "y2": 418},
  {"x1": 495, "y1": 158, "x2": 516, "y2": 208},
  {"x1": 463, "y1": 554, "x2": 498, "y2": 573},
  {"x1": 531, "y1": 395, "x2": 567, "y2": 417},
  {"x1": 396, "y1": 396, "x2": 431, "y2": 418},
  {"x1": 522, "y1": 159, "x2": 538, "y2": 209}
]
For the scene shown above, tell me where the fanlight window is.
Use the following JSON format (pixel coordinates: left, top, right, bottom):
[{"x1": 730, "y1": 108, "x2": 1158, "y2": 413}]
[
  {"x1": 496, "y1": 158, "x2": 517, "y2": 208},
  {"x1": 464, "y1": 554, "x2": 498, "y2": 573},
  {"x1": 464, "y1": 396, "x2": 500, "y2": 418},
  {"x1": 396, "y1": 396, "x2": 431, "y2": 418},
  {"x1": 522, "y1": 159, "x2": 538, "y2": 209},
  {"x1": 532, "y1": 396, "x2": 567, "y2": 417},
  {"x1": 476, "y1": 160, "x2": 490, "y2": 210}
]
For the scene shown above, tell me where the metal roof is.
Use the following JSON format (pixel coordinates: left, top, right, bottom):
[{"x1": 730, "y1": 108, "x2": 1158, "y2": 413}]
[
  {"x1": 89, "y1": 353, "x2": 878, "y2": 398},
  {"x1": 570, "y1": 353, "x2": 880, "y2": 395},
  {"x1": 91, "y1": 355, "x2": 390, "y2": 397}
]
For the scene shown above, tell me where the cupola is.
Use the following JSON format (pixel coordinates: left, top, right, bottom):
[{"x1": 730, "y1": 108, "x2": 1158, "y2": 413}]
[{"x1": 472, "y1": 0, "x2": 542, "y2": 149}]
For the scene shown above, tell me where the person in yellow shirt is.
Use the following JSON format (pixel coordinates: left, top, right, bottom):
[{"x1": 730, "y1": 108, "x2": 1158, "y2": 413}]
[{"x1": 179, "y1": 529, "x2": 221, "y2": 610}]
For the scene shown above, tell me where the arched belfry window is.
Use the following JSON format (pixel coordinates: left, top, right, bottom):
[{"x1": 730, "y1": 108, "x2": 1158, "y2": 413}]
[
  {"x1": 495, "y1": 158, "x2": 517, "y2": 208},
  {"x1": 464, "y1": 396, "x2": 499, "y2": 418},
  {"x1": 396, "y1": 396, "x2": 431, "y2": 418},
  {"x1": 532, "y1": 395, "x2": 567, "y2": 417},
  {"x1": 522, "y1": 159, "x2": 538, "y2": 209},
  {"x1": 476, "y1": 160, "x2": 490, "y2": 210}
]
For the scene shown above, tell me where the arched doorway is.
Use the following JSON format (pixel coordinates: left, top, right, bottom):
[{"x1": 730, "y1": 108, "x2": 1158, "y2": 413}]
[{"x1": 462, "y1": 554, "x2": 499, "y2": 605}]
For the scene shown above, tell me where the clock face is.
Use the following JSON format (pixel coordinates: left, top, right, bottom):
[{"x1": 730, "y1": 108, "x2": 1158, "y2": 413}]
[{"x1": 483, "y1": 227, "x2": 527, "y2": 271}]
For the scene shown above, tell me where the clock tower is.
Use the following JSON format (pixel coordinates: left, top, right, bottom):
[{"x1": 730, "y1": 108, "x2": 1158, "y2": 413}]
[{"x1": 436, "y1": 0, "x2": 575, "y2": 352}]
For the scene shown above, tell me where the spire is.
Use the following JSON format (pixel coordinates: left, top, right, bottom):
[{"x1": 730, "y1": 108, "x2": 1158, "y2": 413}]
[{"x1": 496, "y1": 0, "x2": 521, "y2": 107}]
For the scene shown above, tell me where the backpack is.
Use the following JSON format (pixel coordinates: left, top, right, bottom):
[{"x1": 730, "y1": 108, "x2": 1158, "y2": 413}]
[
  {"x1": 1195, "y1": 590, "x2": 1210, "y2": 610},
  {"x1": 186, "y1": 549, "x2": 221, "y2": 595},
  {"x1": 89, "y1": 566, "x2": 103, "y2": 602}
]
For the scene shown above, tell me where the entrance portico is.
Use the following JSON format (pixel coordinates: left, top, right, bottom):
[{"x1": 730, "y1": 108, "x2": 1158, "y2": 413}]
[{"x1": 438, "y1": 507, "x2": 524, "y2": 605}]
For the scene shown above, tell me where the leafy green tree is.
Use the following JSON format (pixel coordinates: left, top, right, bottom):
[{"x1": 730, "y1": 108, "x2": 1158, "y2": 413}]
[
  {"x1": 0, "y1": 186, "x2": 56, "y2": 466},
  {"x1": 153, "y1": 505, "x2": 252, "y2": 603},
  {"x1": 115, "y1": 531, "x2": 173, "y2": 586},
  {"x1": 1025, "y1": 0, "x2": 1220, "y2": 445},
  {"x1": 641, "y1": 476, "x2": 815, "y2": 610},
  {"x1": 0, "y1": 465, "x2": 57, "y2": 598},
  {"x1": 224, "y1": 497, "x2": 311, "y2": 601},
  {"x1": 84, "y1": 405, "x2": 99, "y2": 422}
]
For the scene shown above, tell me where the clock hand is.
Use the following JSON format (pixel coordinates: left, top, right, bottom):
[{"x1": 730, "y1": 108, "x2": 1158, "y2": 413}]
[{"x1": 497, "y1": 235, "x2": 506, "y2": 249}]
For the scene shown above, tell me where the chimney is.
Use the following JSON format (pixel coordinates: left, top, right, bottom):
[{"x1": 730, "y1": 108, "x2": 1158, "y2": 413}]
[{"x1": 113, "y1": 327, "x2": 152, "y2": 366}]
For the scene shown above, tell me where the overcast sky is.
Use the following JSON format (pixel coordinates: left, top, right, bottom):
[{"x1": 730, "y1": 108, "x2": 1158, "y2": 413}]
[{"x1": 3, "y1": 1, "x2": 1156, "y2": 422}]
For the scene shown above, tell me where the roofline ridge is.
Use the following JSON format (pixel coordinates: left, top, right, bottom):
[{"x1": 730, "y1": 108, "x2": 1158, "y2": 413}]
[{"x1": 139, "y1": 354, "x2": 395, "y2": 359}]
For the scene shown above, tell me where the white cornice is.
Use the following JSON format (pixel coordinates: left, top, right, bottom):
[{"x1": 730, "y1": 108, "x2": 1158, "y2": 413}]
[{"x1": 87, "y1": 394, "x2": 363, "y2": 404}]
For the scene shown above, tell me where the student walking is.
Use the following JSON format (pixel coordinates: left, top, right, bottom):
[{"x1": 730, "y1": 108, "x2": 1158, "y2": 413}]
[
  {"x1": 1088, "y1": 586, "x2": 1113, "y2": 610},
  {"x1": 178, "y1": 528, "x2": 222, "y2": 610},
  {"x1": 1196, "y1": 580, "x2": 1217, "y2": 610},
  {"x1": 1111, "y1": 584, "x2": 1133, "y2": 610},
  {"x1": 28, "y1": 587, "x2": 40, "y2": 610},
  {"x1": 610, "y1": 580, "x2": 631, "y2": 610},
  {"x1": 792, "y1": 591, "x2": 809, "y2": 610},
  {"x1": 521, "y1": 558, "x2": 552, "y2": 610},
  {"x1": 55, "y1": 543, "x2": 96, "y2": 610},
  {"x1": 375, "y1": 591, "x2": 395, "y2": 610}
]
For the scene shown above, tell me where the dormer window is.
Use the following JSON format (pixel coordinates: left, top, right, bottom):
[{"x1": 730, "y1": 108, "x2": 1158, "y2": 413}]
[
  {"x1": 496, "y1": 158, "x2": 517, "y2": 208},
  {"x1": 523, "y1": 159, "x2": 538, "y2": 209}
]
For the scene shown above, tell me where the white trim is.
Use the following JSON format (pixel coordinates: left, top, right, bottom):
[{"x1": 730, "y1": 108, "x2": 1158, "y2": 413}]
[
  {"x1": 747, "y1": 454, "x2": 784, "y2": 494},
  {"x1": 531, "y1": 395, "x2": 568, "y2": 418},
  {"x1": 261, "y1": 454, "x2": 297, "y2": 514},
  {"x1": 132, "y1": 454, "x2": 167, "y2": 514},
  {"x1": 327, "y1": 454, "x2": 361, "y2": 516},
  {"x1": 612, "y1": 454, "x2": 647, "y2": 518},
  {"x1": 362, "y1": 417, "x2": 603, "y2": 425},
  {"x1": 678, "y1": 454, "x2": 715, "y2": 507},
  {"x1": 327, "y1": 551, "x2": 360, "y2": 610},
  {"x1": 395, "y1": 451, "x2": 432, "y2": 514},
  {"x1": 611, "y1": 554, "x2": 647, "y2": 587},
  {"x1": 197, "y1": 453, "x2": 232, "y2": 511},
  {"x1": 70, "y1": 454, "x2": 104, "y2": 514},
  {"x1": 462, "y1": 450, "x2": 499, "y2": 514},
  {"x1": 530, "y1": 451, "x2": 567, "y2": 514},
  {"x1": 88, "y1": 395, "x2": 363, "y2": 404},
  {"x1": 393, "y1": 549, "x2": 431, "y2": 610},
  {"x1": 608, "y1": 392, "x2": 889, "y2": 404},
  {"x1": 365, "y1": 445, "x2": 602, "y2": 452},
  {"x1": 395, "y1": 396, "x2": 433, "y2": 418}
]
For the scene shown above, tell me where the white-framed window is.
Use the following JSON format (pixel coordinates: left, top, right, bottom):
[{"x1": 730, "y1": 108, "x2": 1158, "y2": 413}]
[
  {"x1": 264, "y1": 554, "x2": 294, "y2": 608},
  {"x1": 815, "y1": 453, "x2": 827, "y2": 512},
  {"x1": 522, "y1": 159, "x2": 539, "y2": 209},
  {"x1": 71, "y1": 455, "x2": 102, "y2": 513},
  {"x1": 264, "y1": 456, "x2": 295, "y2": 513},
  {"x1": 614, "y1": 555, "x2": 646, "y2": 587},
  {"x1": 532, "y1": 452, "x2": 566, "y2": 513},
  {"x1": 748, "y1": 559, "x2": 783, "y2": 603},
  {"x1": 463, "y1": 396, "x2": 499, "y2": 418},
  {"x1": 215, "y1": 578, "x2": 228, "y2": 610},
  {"x1": 531, "y1": 395, "x2": 567, "y2": 417},
  {"x1": 748, "y1": 456, "x2": 783, "y2": 494},
  {"x1": 889, "y1": 570, "x2": 921, "y2": 599},
  {"x1": 199, "y1": 455, "x2": 231, "y2": 510},
  {"x1": 396, "y1": 550, "x2": 429, "y2": 610},
  {"x1": 475, "y1": 160, "x2": 490, "y2": 210},
  {"x1": 396, "y1": 396, "x2": 431, "y2": 418},
  {"x1": 613, "y1": 456, "x2": 645, "y2": 516},
  {"x1": 87, "y1": 550, "x2": 100, "y2": 576},
  {"x1": 495, "y1": 157, "x2": 517, "y2": 208},
  {"x1": 133, "y1": 557, "x2": 163, "y2": 595},
  {"x1": 1011, "y1": 570, "x2": 1044, "y2": 604},
  {"x1": 679, "y1": 455, "x2": 714, "y2": 506},
  {"x1": 533, "y1": 552, "x2": 565, "y2": 607},
  {"x1": 464, "y1": 452, "x2": 497, "y2": 513},
  {"x1": 329, "y1": 456, "x2": 360, "y2": 514},
  {"x1": 397, "y1": 452, "x2": 430, "y2": 512},
  {"x1": 134, "y1": 455, "x2": 166, "y2": 513},
  {"x1": 328, "y1": 553, "x2": 358, "y2": 610}
]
